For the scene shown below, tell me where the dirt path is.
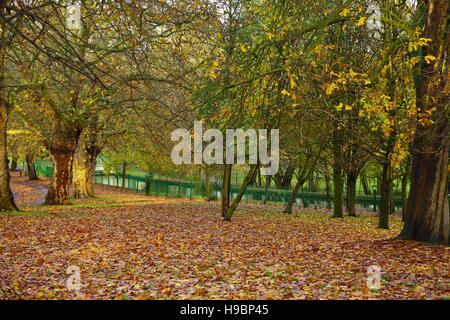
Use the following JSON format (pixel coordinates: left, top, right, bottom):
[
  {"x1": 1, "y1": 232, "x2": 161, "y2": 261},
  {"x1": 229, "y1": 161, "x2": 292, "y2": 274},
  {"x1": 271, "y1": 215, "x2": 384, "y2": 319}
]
[{"x1": 10, "y1": 172, "x2": 50, "y2": 206}]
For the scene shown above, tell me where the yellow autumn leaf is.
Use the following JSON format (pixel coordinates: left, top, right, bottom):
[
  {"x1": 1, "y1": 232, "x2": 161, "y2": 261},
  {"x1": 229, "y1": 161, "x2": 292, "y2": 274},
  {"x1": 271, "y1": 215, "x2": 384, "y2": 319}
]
[
  {"x1": 356, "y1": 16, "x2": 367, "y2": 27},
  {"x1": 424, "y1": 55, "x2": 436, "y2": 64},
  {"x1": 156, "y1": 232, "x2": 163, "y2": 245},
  {"x1": 326, "y1": 83, "x2": 338, "y2": 95},
  {"x1": 339, "y1": 8, "x2": 350, "y2": 17}
]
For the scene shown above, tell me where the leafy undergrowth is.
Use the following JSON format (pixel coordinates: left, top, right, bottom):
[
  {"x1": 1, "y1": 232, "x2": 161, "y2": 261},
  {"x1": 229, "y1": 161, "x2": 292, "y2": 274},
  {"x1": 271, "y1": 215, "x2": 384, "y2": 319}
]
[{"x1": 0, "y1": 179, "x2": 449, "y2": 300}]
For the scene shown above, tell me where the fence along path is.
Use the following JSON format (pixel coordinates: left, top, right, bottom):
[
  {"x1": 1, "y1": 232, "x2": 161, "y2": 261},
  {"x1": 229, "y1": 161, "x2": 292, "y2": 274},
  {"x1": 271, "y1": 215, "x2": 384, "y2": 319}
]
[
  {"x1": 92, "y1": 171, "x2": 403, "y2": 212},
  {"x1": 34, "y1": 160, "x2": 403, "y2": 211}
]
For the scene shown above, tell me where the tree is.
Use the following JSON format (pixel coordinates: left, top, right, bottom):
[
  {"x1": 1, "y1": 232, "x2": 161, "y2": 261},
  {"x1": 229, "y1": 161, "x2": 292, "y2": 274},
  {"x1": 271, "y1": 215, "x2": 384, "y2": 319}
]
[
  {"x1": 399, "y1": 0, "x2": 449, "y2": 244},
  {"x1": 0, "y1": 0, "x2": 18, "y2": 210}
]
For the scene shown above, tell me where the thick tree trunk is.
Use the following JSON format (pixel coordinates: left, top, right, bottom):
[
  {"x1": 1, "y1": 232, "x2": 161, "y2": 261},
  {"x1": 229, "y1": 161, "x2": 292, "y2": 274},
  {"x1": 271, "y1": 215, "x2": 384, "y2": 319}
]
[
  {"x1": 0, "y1": 13, "x2": 18, "y2": 211},
  {"x1": 332, "y1": 129, "x2": 344, "y2": 218},
  {"x1": 224, "y1": 165, "x2": 258, "y2": 221},
  {"x1": 346, "y1": 173, "x2": 357, "y2": 217},
  {"x1": 73, "y1": 152, "x2": 89, "y2": 198},
  {"x1": 26, "y1": 153, "x2": 38, "y2": 180},
  {"x1": 73, "y1": 151, "x2": 95, "y2": 199},
  {"x1": 379, "y1": 160, "x2": 393, "y2": 229},
  {"x1": 399, "y1": 0, "x2": 450, "y2": 244},
  {"x1": 45, "y1": 152, "x2": 73, "y2": 205},
  {"x1": 0, "y1": 104, "x2": 16, "y2": 211},
  {"x1": 45, "y1": 124, "x2": 80, "y2": 205},
  {"x1": 221, "y1": 164, "x2": 232, "y2": 217},
  {"x1": 73, "y1": 127, "x2": 99, "y2": 199}
]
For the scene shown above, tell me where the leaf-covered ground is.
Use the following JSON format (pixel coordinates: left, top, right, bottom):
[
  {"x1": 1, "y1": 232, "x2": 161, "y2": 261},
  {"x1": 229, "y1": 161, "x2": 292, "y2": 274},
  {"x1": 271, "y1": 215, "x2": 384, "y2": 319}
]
[{"x1": 1, "y1": 175, "x2": 449, "y2": 300}]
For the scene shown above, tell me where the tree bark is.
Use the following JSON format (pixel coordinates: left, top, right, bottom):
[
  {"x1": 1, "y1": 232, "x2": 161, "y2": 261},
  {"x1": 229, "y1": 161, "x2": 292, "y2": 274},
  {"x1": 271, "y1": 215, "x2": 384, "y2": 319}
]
[
  {"x1": 263, "y1": 175, "x2": 271, "y2": 204},
  {"x1": 0, "y1": 7, "x2": 18, "y2": 211},
  {"x1": 360, "y1": 171, "x2": 371, "y2": 195},
  {"x1": 399, "y1": 0, "x2": 449, "y2": 244},
  {"x1": 346, "y1": 172, "x2": 357, "y2": 217},
  {"x1": 73, "y1": 129, "x2": 98, "y2": 199},
  {"x1": 325, "y1": 173, "x2": 332, "y2": 210},
  {"x1": 45, "y1": 124, "x2": 80, "y2": 205},
  {"x1": 0, "y1": 101, "x2": 16, "y2": 211},
  {"x1": 221, "y1": 164, "x2": 232, "y2": 217},
  {"x1": 204, "y1": 169, "x2": 213, "y2": 201},
  {"x1": 26, "y1": 153, "x2": 38, "y2": 180},
  {"x1": 379, "y1": 160, "x2": 393, "y2": 229},
  {"x1": 281, "y1": 163, "x2": 295, "y2": 189},
  {"x1": 45, "y1": 152, "x2": 73, "y2": 205},
  {"x1": 121, "y1": 162, "x2": 127, "y2": 189},
  {"x1": 332, "y1": 129, "x2": 344, "y2": 218}
]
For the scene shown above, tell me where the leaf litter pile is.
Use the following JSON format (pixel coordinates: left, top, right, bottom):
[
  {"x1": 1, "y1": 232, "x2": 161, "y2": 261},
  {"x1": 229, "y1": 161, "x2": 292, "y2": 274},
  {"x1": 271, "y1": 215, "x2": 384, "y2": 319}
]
[{"x1": 0, "y1": 176, "x2": 449, "y2": 300}]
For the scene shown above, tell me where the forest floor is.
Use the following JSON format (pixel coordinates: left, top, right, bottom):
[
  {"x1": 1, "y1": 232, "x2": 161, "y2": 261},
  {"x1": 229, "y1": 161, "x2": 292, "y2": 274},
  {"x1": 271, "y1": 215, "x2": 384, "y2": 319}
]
[{"x1": 0, "y1": 173, "x2": 449, "y2": 300}]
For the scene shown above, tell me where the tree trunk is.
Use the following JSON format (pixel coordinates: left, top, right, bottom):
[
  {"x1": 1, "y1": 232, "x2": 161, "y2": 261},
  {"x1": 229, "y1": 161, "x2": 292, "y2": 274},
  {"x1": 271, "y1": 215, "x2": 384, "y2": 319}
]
[
  {"x1": 0, "y1": 104, "x2": 16, "y2": 211},
  {"x1": 121, "y1": 162, "x2": 127, "y2": 188},
  {"x1": 332, "y1": 129, "x2": 343, "y2": 218},
  {"x1": 284, "y1": 149, "x2": 322, "y2": 214},
  {"x1": 346, "y1": 173, "x2": 357, "y2": 217},
  {"x1": 284, "y1": 174, "x2": 306, "y2": 214},
  {"x1": 224, "y1": 165, "x2": 258, "y2": 221},
  {"x1": 281, "y1": 163, "x2": 295, "y2": 189},
  {"x1": 204, "y1": 169, "x2": 213, "y2": 201},
  {"x1": 221, "y1": 164, "x2": 232, "y2": 217},
  {"x1": 45, "y1": 124, "x2": 80, "y2": 205},
  {"x1": 0, "y1": 10, "x2": 18, "y2": 211},
  {"x1": 325, "y1": 173, "x2": 332, "y2": 210},
  {"x1": 399, "y1": 0, "x2": 449, "y2": 244},
  {"x1": 379, "y1": 160, "x2": 393, "y2": 229},
  {"x1": 308, "y1": 173, "x2": 319, "y2": 192},
  {"x1": 360, "y1": 171, "x2": 371, "y2": 195},
  {"x1": 263, "y1": 175, "x2": 271, "y2": 204},
  {"x1": 45, "y1": 152, "x2": 73, "y2": 205},
  {"x1": 26, "y1": 153, "x2": 38, "y2": 180},
  {"x1": 10, "y1": 156, "x2": 17, "y2": 171},
  {"x1": 73, "y1": 127, "x2": 99, "y2": 199}
]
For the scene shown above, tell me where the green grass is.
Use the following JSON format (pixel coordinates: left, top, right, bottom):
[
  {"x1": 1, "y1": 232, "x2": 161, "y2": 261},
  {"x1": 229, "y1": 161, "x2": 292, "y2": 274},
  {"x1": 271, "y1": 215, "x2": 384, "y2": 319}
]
[{"x1": 0, "y1": 209, "x2": 89, "y2": 218}]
